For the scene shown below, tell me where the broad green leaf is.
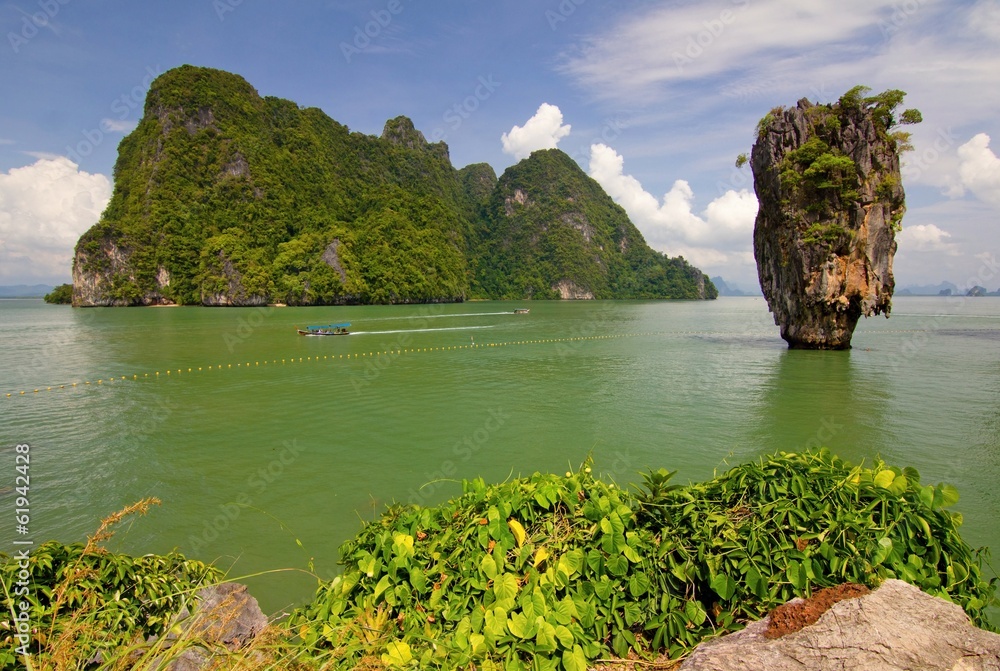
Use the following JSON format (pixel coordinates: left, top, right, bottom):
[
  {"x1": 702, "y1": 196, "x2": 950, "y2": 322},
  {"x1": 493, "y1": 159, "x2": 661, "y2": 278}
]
[
  {"x1": 606, "y1": 555, "x2": 629, "y2": 577},
  {"x1": 494, "y1": 572, "x2": 520, "y2": 603},
  {"x1": 533, "y1": 547, "x2": 550, "y2": 568},
  {"x1": 508, "y1": 518, "x2": 527, "y2": 547},
  {"x1": 508, "y1": 611, "x2": 537, "y2": 639},
  {"x1": 454, "y1": 617, "x2": 471, "y2": 650},
  {"x1": 408, "y1": 567, "x2": 426, "y2": 593},
  {"x1": 628, "y1": 572, "x2": 650, "y2": 597},
  {"x1": 373, "y1": 574, "x2": 392, "y2": 600},
  {"x1": 710, "y1": 572, "x2": 736, "y2": 600},
  {"x1": 392, "y1": 533, "x2": 414, "y2": 557},
  {"x1": 683, "y1": 599, "x2": 707, "y2": 626},
  {"x1": 612, "y1": 630, "x2": 630, "y2": 658},
  {"x1": 484, "y1": 606, "x2": 507, "y2": 639},
  {"x1": 873, "y1": 469, "x2": 896, "y2": 489},
  {"x1": 554, "y1": 597, "x2": 578, "y2": 625},
  {"x1": 623, "y1": 601, "x2": 642, "y2": 626},
  {"x1": 480, "y1": 554, "x2": 498, "y2": 580},
  {"x1": 381, "y1": 641, "x2": 412, "y2": 667},
  {"x1": 937, "y1": 484, "x2": 960, "y2": 508},
  {"x1": 562, "y1": 644, "x2": 587, "y2": 670},
  {"x1": 536, "y1": 618, "x2": 557, "y2": 651},
  {"x1": 593, "y1": 577, "x2": 615, "y2": 600},
  {"x1": 557, "y1": 549, "x2": 584, "y2": 577},
  {"x1": 873, "y1": 537, "x2": 893, "y2": 566}
]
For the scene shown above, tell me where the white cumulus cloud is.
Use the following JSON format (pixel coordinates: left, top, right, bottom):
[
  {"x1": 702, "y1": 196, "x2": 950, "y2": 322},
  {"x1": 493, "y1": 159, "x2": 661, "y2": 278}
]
[
  {"x1": 501, "y1": 103, "x2": 572, "y2": 160},
  {"x1": 101, "y1": 118, "x2": 139, "y2": 133},
  {"x1": 957, "y1": 133, "x2": 1000, "y2": 207},
  {"x1": 587, "y1": 143, "x2": 757, "y2": 271},
  {"x1": 0, "y1": 157, "x2": 112, "y2": 284},
  {"x1": 897, "y1": 223, "x2": 958, "y2": 255}
]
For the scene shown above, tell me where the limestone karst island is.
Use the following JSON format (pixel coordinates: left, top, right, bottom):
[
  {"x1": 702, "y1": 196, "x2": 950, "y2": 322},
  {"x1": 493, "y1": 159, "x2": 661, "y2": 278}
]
[
  {"x1": 71, "y1": 65, "x2": 714, "y2": 308},
  {"x1": 750, "y1": 86, "x2": 920, "y2": 350}
]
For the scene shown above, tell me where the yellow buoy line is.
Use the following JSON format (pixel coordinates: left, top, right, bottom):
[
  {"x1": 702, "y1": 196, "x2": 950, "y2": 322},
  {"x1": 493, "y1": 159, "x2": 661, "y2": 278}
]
[
  {"x1": 2, "y1": 327, "x2": 940, "y2": 399},
  {"x1": 3, "y1": 332, "x2": 662, "y2": 399}
]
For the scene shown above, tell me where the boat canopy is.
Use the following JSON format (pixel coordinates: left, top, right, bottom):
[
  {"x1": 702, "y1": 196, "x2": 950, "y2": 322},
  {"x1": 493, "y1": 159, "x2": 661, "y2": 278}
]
[{"x1": 306, "y1": 323, "x2": 351, "y2": 330}]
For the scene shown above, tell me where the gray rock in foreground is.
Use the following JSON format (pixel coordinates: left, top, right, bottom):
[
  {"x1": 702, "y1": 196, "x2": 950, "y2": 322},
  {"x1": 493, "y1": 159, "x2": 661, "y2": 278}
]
[
  {"x1": 146, "y1": 582, "x2": 268, "y2": 670},
  {"x1": 679, "y1": 580, "x2": 1000, "y2": 671}
]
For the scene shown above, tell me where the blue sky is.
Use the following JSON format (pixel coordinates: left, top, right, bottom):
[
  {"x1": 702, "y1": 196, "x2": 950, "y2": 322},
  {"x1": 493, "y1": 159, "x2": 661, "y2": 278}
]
[{"x1": 1, "y1": 0, "x2": 999, "y2": 292}]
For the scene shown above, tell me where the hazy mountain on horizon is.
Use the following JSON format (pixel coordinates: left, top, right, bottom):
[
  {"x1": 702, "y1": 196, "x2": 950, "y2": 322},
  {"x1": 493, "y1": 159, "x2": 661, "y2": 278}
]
[
  {"x1": 896, "y1": 281, "x2": 960, "y2": 296},
  {"x1": 0, "y1": 284, "x2": 53, "y2": 298},
  {"x1": 710, "y1": 276, "x2": 761, "y2": 297}
]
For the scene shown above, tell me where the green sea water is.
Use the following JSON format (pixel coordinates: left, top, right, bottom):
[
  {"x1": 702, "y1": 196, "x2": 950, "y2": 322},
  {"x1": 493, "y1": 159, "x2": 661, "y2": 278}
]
[{"x1": 1, "y1": 297, "x2": 998, "y2": 619}]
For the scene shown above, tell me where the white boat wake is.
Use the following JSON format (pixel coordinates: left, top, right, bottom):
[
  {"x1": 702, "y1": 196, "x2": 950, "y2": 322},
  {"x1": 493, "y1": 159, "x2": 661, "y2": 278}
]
[
  {"x1": 352, "y1": 325, "x2": 498, "y2": 336},
  {"x1": 352, "y1": 311, "x2": 516, "y2": 322}
]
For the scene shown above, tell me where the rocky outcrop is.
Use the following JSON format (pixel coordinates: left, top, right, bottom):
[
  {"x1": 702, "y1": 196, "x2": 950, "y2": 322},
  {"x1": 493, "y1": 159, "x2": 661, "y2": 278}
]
[
  {"x1": 145, "y1": 583, "x2": 268, "y2": 670},
  {"x1": 680, "y1": 579, "x2": 1000, "y2": 671},
  {"x1": 552, "y1": 279, "x2": 594, "y2": 299},
  {"x1": 72, "y1": 237, "x2": 174, "y2": 307},
  {"x1": 382, "y1": 115, "x2": 450, "y2": 161},
  {"x1": 752, "y1": 91, "x2": 913, "y2": 348}
]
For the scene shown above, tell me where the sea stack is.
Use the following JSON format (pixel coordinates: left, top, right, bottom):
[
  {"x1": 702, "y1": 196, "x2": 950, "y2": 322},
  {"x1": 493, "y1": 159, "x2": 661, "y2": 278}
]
[{"x1": 750, "y1": 87, "x2": 919, "y2": 349}]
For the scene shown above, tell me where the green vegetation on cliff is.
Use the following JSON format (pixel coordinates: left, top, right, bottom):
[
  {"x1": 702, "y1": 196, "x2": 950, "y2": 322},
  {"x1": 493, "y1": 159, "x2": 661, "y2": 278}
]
[
  {"x1": 42, "y1": 284, "x2": 73, "y2": 304},
  {"x1": 472, "y1": 149, "x2": 715, "y2": 300},
  {"x1": 74, "y1": 65, "x2": 713, "y2": 306},
  {"x1": 763, "y1": 86, "x2": 920, "y2": 250},
  {"x1": 2, "y1": 452, "x2": 995, "y2": 669}
]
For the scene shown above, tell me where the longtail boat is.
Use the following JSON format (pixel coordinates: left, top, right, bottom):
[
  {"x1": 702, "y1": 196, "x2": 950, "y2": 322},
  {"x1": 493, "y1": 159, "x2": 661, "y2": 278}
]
[{"x1": 296, "y1": 323, "x2": 350, "y2": 336}]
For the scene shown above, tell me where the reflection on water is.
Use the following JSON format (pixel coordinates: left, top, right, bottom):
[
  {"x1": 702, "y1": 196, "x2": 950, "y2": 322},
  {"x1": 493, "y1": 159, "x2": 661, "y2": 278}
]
[{"x1": 750, "y1": 349, "x2": 892, "y2": 466}]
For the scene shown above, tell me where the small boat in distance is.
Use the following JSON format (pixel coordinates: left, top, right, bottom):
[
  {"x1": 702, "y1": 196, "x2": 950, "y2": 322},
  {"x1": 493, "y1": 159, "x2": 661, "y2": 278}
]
[
  {"x1": 513, "y1": 308, "x2": 530, "y2": 314},
  {"x1": 297, "y1": 323, "x2": 351, "y2": 336}
]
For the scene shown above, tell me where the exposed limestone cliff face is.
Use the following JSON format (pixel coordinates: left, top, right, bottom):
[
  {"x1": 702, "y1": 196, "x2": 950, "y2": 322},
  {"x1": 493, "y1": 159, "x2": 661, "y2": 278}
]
[
  {"x1": 72, "y1": 239, "x2": 174, "y2": 307},
  {"x1": 752, "y1": 92, "x2": 911, "y2": 348}
]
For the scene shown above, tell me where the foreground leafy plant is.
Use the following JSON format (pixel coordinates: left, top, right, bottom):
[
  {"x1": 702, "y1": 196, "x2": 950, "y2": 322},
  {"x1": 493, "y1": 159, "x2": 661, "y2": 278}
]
[
  {"x1": 0, "y1": 499, "x2": 221, "y2": 670},
  {"x1": 291, "y1": 450, "x2": 996, "y2": 670}
]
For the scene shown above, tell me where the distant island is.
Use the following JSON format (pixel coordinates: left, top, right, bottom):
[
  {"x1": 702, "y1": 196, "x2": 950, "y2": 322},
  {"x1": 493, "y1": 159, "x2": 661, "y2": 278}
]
[{"x1": 71, "y1": 65, "x2": 715, "y2": 307}]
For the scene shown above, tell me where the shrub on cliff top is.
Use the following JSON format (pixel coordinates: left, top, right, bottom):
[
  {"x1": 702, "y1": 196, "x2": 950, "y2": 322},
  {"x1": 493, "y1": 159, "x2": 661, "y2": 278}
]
[{"x1": 291, "y1": 450, "x2": 996, "y2": 670}]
